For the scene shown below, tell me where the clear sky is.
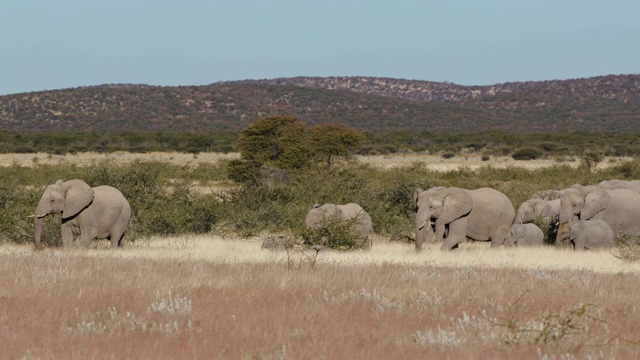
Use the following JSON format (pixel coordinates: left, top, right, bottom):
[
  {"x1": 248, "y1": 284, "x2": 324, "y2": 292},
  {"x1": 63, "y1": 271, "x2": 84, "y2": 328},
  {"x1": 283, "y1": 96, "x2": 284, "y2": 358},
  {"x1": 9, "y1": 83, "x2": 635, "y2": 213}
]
[{"x1": 1, "y1": 0, "x2": 638, "y2": 95}]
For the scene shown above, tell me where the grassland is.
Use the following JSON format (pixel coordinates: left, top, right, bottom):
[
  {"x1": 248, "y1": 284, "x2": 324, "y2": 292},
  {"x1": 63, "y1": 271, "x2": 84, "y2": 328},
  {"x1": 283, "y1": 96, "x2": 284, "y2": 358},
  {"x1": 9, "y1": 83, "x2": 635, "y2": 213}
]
[
  {"x1": 2, "y1": 152, "x2": 640, "y2": 358},
  {"x1": 1, "y1": 237, "x2": 640, "y2": 359}
]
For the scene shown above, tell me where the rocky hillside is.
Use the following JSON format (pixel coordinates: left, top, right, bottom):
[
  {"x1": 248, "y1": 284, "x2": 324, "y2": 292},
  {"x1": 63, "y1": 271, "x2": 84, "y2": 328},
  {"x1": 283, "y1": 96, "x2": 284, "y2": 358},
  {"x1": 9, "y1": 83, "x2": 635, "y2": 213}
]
[{"x1": 1, "y1": 74, "x2": 639, "y2": 133}]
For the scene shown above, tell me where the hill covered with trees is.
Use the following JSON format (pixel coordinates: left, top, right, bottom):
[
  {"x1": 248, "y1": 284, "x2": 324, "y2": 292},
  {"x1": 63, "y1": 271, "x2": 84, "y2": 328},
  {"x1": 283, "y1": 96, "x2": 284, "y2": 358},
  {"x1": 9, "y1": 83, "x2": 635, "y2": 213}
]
[{"x1": 0, "y1": 74, "x2": 639, "y2": 133}]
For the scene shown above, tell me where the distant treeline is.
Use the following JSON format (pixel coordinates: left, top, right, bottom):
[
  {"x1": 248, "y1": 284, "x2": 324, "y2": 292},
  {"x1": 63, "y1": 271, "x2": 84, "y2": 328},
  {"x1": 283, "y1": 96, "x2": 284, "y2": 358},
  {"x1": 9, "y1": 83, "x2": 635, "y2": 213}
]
[{"x1": 1, "y1": 131, "x2": 640, "y2": 158}]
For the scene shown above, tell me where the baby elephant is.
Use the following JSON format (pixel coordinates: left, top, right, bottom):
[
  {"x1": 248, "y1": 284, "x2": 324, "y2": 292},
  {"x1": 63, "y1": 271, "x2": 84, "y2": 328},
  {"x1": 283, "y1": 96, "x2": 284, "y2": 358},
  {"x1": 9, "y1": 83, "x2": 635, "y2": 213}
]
[
  {"x1": 505, "y1": 223, "x2": 544, "y2": 247},
  {"x1": 567, "y1": 219, "x2": 615, "y2": 250},
  {"x1": 304, "y1": 203, "x2": 373, "y2": 249}
]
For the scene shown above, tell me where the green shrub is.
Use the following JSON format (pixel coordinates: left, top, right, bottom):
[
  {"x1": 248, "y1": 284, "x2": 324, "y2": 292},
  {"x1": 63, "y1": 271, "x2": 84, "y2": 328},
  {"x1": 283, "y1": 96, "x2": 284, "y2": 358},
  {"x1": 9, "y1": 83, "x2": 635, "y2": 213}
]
[
  {"x1": 512, "y1": 147, "x2": 544, "y2": 160},
  {"x1": 301, "y1": 216, "x2": 361, "y2": 250}
]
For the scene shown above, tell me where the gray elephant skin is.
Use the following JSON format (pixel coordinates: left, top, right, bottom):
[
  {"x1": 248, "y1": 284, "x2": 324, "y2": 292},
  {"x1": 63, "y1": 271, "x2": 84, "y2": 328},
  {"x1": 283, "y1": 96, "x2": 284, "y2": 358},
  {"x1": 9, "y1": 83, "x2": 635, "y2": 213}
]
[
  {"x1": 556, "y1": 187, "x2": 640, "y2": 247},
  {"x1": 530, "y1": 189, "x2": 565, "y2": 201},
  {"x1": 304, "y1": 203, "x2": 373, "y2": 248},
  {"x1": 567, "y1": 219, "x2": 615, "y2": 250},
  {"x1": 505, "y1": 223, "x2": 544, "y2": 247},
  {"x1": 412, "y1": 187, "x2": 516, "y2": 251},
  {"x1": 33, "y1": 179, "x2": 132, "y2": 249},
  {"x1": 598, "y1": 179, "x2": 640, "y2": 192},
  {"x1": 515, "y1": 198, "x2": 560, "y2": 224}
]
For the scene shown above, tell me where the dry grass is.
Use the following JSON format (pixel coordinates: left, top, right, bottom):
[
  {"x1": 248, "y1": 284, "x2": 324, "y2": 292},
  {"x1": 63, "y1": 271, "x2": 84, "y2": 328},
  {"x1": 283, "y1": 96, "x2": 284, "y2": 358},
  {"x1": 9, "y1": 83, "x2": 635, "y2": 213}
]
[
  {"x1": 1, "y1": 151, "x2": 631, "y2": 171},
  {"x1": 2, "y1": 237, "x2": 640, "y2": 359}
]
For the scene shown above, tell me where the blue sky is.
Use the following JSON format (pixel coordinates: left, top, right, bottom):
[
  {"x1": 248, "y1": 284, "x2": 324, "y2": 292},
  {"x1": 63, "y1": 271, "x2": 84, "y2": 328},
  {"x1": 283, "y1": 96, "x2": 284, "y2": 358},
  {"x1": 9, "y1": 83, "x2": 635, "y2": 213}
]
[{"x1": 1, "y1": 0, "x2": 638, "y2": 95}]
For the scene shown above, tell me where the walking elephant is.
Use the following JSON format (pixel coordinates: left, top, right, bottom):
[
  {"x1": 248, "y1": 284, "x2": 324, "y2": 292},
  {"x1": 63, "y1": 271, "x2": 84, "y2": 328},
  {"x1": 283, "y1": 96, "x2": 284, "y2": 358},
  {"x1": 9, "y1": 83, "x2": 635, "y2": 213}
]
[
  {"x1": 505, "y1": 223, "x2": 544, "y2": 247},
  {"x1": 567, "y1": 219, "x2": 615, "y2": 250},
  {"x1": 412, "y1": 187, "x2": 516, "y2": 251},
  {"x1": 32, "y1": 179, "x2": 131, "y2": 249},
  {"x1": 556, "y1": 187, "x2": 640, "y2": 247},
  {"x1": 515, "y1": 198, "x2": 560, "y2": 224},
  {"x1": 304, "y1": 203, "x2": 373, "y2": 249}
]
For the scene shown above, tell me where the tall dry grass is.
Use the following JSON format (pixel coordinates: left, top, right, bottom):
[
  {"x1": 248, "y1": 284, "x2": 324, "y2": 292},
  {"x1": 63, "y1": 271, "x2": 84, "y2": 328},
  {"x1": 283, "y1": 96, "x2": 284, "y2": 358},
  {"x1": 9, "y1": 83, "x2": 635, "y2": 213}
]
[{"x1": 2, "y1": 237, "x2": 640, "y2": 359}]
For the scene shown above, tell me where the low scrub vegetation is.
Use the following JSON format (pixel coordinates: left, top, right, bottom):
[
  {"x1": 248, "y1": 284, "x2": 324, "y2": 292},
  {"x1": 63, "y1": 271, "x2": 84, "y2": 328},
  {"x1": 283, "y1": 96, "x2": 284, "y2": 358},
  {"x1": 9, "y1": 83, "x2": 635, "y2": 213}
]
[
  {"x1": 3, "y1": 154, "x2": 640, "y2": 248},
  {"x1": 5, "y1": 130, "x2": 640, "y2": 159}
]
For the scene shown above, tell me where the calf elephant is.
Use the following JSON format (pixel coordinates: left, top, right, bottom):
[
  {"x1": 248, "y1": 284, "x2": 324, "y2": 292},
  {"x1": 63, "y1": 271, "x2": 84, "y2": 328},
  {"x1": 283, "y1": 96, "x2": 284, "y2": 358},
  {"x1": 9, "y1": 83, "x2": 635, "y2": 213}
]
[
  {"x1": 304, "y1": 203, "x2": 373, "y2": 249},
  {"x1": 33, "y1": 179, "x2": 131, "y2": 249},
  {"x1": 567, "y1": 219, "x2": 615, "y2": 250},
  {"x1": 412, "y1": 187, "x2": 515, "y2": 251},
  {"x1": 505, "y1": 223, "x2": 544, "y2": 247},
  {"x1": 515, "y1": 198, "x2": 560, "y2": 224},
  {"x1": 556, "y1": 187, "x2": 640, "y2": 247}
]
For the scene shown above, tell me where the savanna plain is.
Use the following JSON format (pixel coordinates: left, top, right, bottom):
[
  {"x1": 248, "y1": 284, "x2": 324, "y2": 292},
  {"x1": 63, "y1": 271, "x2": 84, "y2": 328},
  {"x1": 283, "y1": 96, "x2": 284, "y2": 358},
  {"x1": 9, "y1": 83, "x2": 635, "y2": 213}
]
[{"x1": 2, "y1": 152, "x2": 640, "y2": 359}]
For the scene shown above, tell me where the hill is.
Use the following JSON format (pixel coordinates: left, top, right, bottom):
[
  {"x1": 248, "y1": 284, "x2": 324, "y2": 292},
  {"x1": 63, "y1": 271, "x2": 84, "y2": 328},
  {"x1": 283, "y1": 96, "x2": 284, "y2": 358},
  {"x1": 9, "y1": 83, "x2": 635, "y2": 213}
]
[{"x1": 1, "y1": 74, "x2": 639, "y2": 133}]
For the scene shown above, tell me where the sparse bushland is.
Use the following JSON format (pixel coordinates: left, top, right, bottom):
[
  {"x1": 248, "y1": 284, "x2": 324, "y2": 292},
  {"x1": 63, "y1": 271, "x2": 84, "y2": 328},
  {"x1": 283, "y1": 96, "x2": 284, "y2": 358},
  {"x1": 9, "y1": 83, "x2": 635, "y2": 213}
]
[
  {"x1": 5, "y1": 130, "x2": 640, "y2": 159},
  {"x1": 3, "y1": 154, "x2": 640, "y2": 249}
]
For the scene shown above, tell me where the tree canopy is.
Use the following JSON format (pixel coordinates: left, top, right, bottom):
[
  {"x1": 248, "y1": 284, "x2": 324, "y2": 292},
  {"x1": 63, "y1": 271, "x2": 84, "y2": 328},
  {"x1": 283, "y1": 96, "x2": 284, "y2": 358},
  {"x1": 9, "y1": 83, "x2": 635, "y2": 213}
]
[{"x1": 229, "y1": 116, "x2": 364, "y2": 184}]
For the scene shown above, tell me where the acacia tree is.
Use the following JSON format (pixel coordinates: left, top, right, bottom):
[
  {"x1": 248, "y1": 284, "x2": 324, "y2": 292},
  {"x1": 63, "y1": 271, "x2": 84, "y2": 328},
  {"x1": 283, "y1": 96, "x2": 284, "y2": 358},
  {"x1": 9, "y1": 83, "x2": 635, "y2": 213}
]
[
  {"x1": 308, "y1": 123, "x2": 364, "y2": 166},
  {"x1": 228, "y1": 116, "x2": 309, "y2": 183},
  {"x1": 229, "y1": 117, "x2": 364, "y2": 184}
]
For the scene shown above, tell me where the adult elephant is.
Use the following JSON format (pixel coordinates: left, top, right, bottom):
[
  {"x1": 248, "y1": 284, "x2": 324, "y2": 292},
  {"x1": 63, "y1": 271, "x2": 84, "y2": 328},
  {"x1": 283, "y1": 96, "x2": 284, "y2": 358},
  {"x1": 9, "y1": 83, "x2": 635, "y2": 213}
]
[
  {"x1": 556, "y1": 187, "x2": 640, "y2": 247},
  {"x1": 515, "y1": 198, "x2": 560, "y2": 224},
  {"x1": 304, "y1": 203, "x2": 373, "y2": 249},
  {"x1": 412, "y1": 187, "x2": 515, "y2": 251},
  {"x1": 32, "y1": 179, "x2": 131, "y2": 249},
  {"x1": 598, "y1": 179, "x2": 640, "y2": 192}
]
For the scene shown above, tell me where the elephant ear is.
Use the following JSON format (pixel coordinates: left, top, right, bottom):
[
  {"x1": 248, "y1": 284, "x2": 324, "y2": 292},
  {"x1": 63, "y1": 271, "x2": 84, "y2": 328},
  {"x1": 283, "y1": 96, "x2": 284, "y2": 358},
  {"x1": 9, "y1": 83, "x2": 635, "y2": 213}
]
[
  {"x1": 581, "y1": 189, "x2": 609, "y2": 220},
  {"x1": 533, "y1": 200, "x2": 550, "y2": 217},
  {"x1": 440, "y1": 188, "x2": 473, "y2": 224},
  {"x1": 62, "y1": 179, "x2": 95, "y2": 219},
  {"x1": 412, "y1": 188, "x2": 423, "y2": 212},
  {"x1": 514, "y1": 225, "x2": 527, "y2": 240}
]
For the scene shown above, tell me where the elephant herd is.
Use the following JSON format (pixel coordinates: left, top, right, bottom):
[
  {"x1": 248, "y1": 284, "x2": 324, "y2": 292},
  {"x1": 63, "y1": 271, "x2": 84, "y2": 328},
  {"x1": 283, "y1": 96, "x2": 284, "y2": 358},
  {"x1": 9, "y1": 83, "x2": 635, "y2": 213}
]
[
  {"x1": 29, "y1": 177, "x2": 640, "y2": 252},
  {"x1": 412, "y1": 178, "x2": 640, "y2": 251}
]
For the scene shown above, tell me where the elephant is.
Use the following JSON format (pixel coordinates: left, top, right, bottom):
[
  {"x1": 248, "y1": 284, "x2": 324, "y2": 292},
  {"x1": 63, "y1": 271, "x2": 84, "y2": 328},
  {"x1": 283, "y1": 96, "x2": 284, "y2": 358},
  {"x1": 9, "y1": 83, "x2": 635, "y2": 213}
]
[
  {"x1": 515, "y1": 198, "x2": 560, "y2": 224},
  {"x1": 556, "y1": 187, "x2": 640, "y2": 247},
  {"x1": 304, "y1": 203, "x2": 373, "y2": 249},
  {"x1": 505, "y1": 223, "x2": 544, "y2": 247},
  {"x1": 32, "y1": 179, "x2": 131, "y2": 249},
  {"x1": 530, "y1": 189, "x2": 565, "y2": 201},
  {"x1": 412, "y1": 187, "x2": 516, "y2": 251},
  {"x1": 567, "y1": 219, "x2": 615, "y2": 250},
  {"x1": 598, "y1": 179, "x2": 640, "y2": 193}
]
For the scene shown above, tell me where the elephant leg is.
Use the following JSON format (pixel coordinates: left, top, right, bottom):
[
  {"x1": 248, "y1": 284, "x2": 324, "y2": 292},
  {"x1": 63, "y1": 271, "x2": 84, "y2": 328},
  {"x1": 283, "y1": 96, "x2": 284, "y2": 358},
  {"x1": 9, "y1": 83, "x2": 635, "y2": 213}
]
[
  {"x1": 110, "y1": 223, "x2": 128, "y2": 248},
  {"x1": 79, "y1": 228, "x2": 98, "y2": 249},
  {"x1": 61, "y1": 224, "x2": 74, "y2": 248},
  {"x1": 434, "y1": 222, "x2": 446, "y2": 242},
  {"x1": 491, "y1": 225, "x2": 511, "y2": 248},
  {"x1": 440, "y1": 220, "x2": 466, "y2": 251},
  {"x1": 574, "y1": 238, "x2": 585, "y2": 250}
]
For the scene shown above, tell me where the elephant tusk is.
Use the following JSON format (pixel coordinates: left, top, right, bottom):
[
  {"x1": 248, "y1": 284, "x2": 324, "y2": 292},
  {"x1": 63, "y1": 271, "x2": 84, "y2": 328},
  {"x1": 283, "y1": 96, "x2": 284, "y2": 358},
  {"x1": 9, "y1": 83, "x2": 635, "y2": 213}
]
[
  {"x1": 418, "y1": 220, "x2": 427, "y2": 230},
  {"x1": 28, "y1": 213, "x2": 49, "y2": 219}
]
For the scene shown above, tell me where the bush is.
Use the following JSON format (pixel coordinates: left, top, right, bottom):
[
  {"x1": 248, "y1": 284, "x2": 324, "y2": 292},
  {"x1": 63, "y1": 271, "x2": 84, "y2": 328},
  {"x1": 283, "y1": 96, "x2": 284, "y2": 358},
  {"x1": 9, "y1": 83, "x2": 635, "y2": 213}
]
[
  {"x1": 301, "y1": 216, "x2": 362, "y2": 250},
  {"x1": 512, "y1": 147, "x2": 544, "y2": 160}
]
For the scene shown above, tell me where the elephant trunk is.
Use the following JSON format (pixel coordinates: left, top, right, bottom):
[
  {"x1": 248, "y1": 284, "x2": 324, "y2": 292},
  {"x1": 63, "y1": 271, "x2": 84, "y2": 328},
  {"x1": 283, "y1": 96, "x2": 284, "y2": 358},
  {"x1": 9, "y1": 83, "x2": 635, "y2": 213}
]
[
  {"x1": 415, "y1": 210, "x2": 433, "y2": 252},
  {"x1": 555, "y1": 221, "x2": 570, "y2": 248},
  {"x1": 514, "y1": 212, "x2": 523, "y2": 224},
  {"x1": 33, "y1": 201, "x2": 51, "y2": 250},
  {"x1": 34, "y1": 217, "x2": 45, "y2": 250}
]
